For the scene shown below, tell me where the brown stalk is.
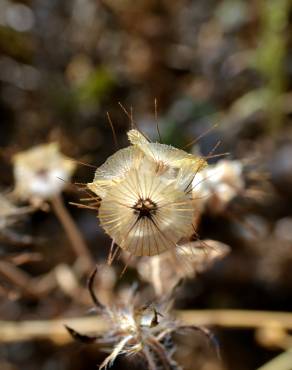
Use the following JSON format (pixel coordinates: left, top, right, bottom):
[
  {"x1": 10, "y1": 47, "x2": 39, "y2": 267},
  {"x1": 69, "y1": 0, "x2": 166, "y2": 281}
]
[
  {"x1": 2, "y1": 310, "x2": 292, "y2": 344},
  {"x1": 51, "y1": 194, "x2": 94, "y2": 272},
  {"x1": 0, "y1": 261, "x2": 41, "y2": 298}
]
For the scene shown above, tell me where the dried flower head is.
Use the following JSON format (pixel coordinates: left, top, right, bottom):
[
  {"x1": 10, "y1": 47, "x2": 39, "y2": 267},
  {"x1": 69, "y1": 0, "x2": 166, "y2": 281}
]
[
  {"x1": 66, "y1": 267, "x2": 215, "y2": 369},
  {"x1": 99, "y1": 158, "x2": 195, "y2": 256},
  {"x1": 138, "y1": 239, "x2": 230, "y2": 295},
  {"x1": 192, "y1": 159, "x2": 244, "y2": 213},
  {"x1": 13, "y1": 143, "x2": 76, "y2": 202},
  {"x1": 87, "y1": 130, "x2": 207, "y2": 256}
]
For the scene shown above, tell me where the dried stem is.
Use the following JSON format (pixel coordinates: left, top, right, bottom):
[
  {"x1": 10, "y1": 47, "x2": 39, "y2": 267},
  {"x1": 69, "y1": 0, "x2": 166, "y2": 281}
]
[
  {"x1": 0, "y1": 261, "x2": 41, "y2": 298},
  {"x1": 256, "y1": 349, "x2": 292, "y2": 370},
  {"x1": 0, "y1": 261, "x2": 58, "y2": 298},
  {"x1": 51, "y1": 194, "x2": 94, "y2": 272},
  {"x1": 178, "y1": 309, "x2": 292, "y2": 329},
  {"x1": 0, "y1": 316, "x2": 107, "y2": 344},
  {"x1": 2, "y1": 310, "x2": 292, "y2": 344}
]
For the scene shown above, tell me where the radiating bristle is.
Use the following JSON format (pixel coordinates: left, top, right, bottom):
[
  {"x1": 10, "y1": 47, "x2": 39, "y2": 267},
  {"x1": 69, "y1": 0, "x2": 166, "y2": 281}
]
[
  {"x1": 87, "y1": 146, "x2": 144, "y2": 198},
  {"x1": 99, "y1": 160, "x2": 194, "y2": 256}
]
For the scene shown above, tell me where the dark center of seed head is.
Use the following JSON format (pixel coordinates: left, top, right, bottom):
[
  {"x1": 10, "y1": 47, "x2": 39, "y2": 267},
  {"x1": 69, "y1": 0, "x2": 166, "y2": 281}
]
[
  {"x1": 36, "y1": 168, "x2": 49, "y2": 178},
  {"x1": 132, "y1": 198, "x2": 158, "y2": 219}
]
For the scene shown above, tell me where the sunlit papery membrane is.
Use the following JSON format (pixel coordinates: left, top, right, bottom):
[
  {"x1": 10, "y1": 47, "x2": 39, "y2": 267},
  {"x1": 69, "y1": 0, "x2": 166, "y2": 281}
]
[
  {"x1": 87, "y1": 146, "x2": 144, "y2": 198},
  {"x1": 128, "y1": 129, "x2": 207, "y2": 176},
  {"x1": 138, "y1": 239, "x2": 230, "y2": 295},
  {"x1": 13, "y1": 143, "x2": 76, "y2": 201},
  {"x1": 192, "y1": 159, "x2": 244, "y2": 209},
  {"x1": 98, "y1": 160, "x2": 194, "y2": 256}
]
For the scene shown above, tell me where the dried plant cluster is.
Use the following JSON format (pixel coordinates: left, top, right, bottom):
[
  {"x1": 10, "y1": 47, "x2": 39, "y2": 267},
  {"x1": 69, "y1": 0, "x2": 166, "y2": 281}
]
[
  {"x1": 66, "y1": 268, "x2": 215, "y2": 370},
  {"x1": 0, "y1": 132, "x2": 252, "y2": 370},
  {"x1": 61, "y1": 129, "x2": 251, "y2": 368}
]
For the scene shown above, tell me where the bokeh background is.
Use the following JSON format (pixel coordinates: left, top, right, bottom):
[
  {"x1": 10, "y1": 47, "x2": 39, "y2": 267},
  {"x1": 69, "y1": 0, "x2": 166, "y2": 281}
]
[{"x1": 1, "y1": 1, "x2": 292, "y2": 369}]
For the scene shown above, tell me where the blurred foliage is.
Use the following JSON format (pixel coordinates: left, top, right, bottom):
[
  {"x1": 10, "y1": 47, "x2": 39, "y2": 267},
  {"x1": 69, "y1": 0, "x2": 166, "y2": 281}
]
[
  {"x1": 252, "y1": 0, "x2": 290, "y2": 133},
  {"x1": 76, "y1": 67, "x2": 115, "y2": 107}
]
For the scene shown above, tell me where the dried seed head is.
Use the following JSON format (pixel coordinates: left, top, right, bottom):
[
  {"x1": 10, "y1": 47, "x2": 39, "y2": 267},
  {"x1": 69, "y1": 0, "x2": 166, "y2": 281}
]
[
  {"x1": 88, "y1": 129, "x2": 207, "y2": 257},
  {"x1": 99, "y1": 159, "x2": 194, "y2": 256},
  {"x1": 13, "y1": 143, "x2": 76, "y2": 201}
]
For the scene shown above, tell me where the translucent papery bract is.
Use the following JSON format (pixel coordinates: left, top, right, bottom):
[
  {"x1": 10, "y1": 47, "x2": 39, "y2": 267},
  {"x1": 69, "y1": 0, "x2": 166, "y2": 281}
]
[
  {"x1": 98, "y1": 161, "x2": 194, "y2": 256},
  {"x1": 127, "y1": 129, "x2": 207, "y2": 173},
  {"x1": 127, "y1": 129, "x2": 149, "y2": 146},
  {"x1": 87, "y1": 146, "x2": 144, "y2": 198},
  {"x1": 192, "y1": 159, "x2": 244, "y2": 209},
  {"x1": 138, "y1": 239, "x2": 230, "y2": 295}
]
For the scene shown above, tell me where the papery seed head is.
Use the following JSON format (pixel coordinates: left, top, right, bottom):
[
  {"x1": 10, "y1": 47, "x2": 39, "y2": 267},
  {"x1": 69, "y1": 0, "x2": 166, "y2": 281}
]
[
  {"x1": 99, "y1": 159, "x2": 194, "y2": 256},
  {"x1": 87, "y1": 129, "x2": 208, "y2": 257}
]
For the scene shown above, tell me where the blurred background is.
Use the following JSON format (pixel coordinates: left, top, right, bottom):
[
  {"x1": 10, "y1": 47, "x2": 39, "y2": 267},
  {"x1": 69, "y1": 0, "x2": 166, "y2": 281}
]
[{"x1": 1, "y1": 0, "x2": 292, "y2": 369}]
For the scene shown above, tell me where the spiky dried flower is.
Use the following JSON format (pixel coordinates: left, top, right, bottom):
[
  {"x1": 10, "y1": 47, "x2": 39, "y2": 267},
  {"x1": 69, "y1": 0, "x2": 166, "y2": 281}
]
[
  {"x1": 66, "y1": 267, "x2": 215, "y2": 370},
  {"x1": 12, "y1": 143, "x2": 76, "y2": 202},
  {"x1": 87, "y1": 130, "x2": 207, "y2": 256}
]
